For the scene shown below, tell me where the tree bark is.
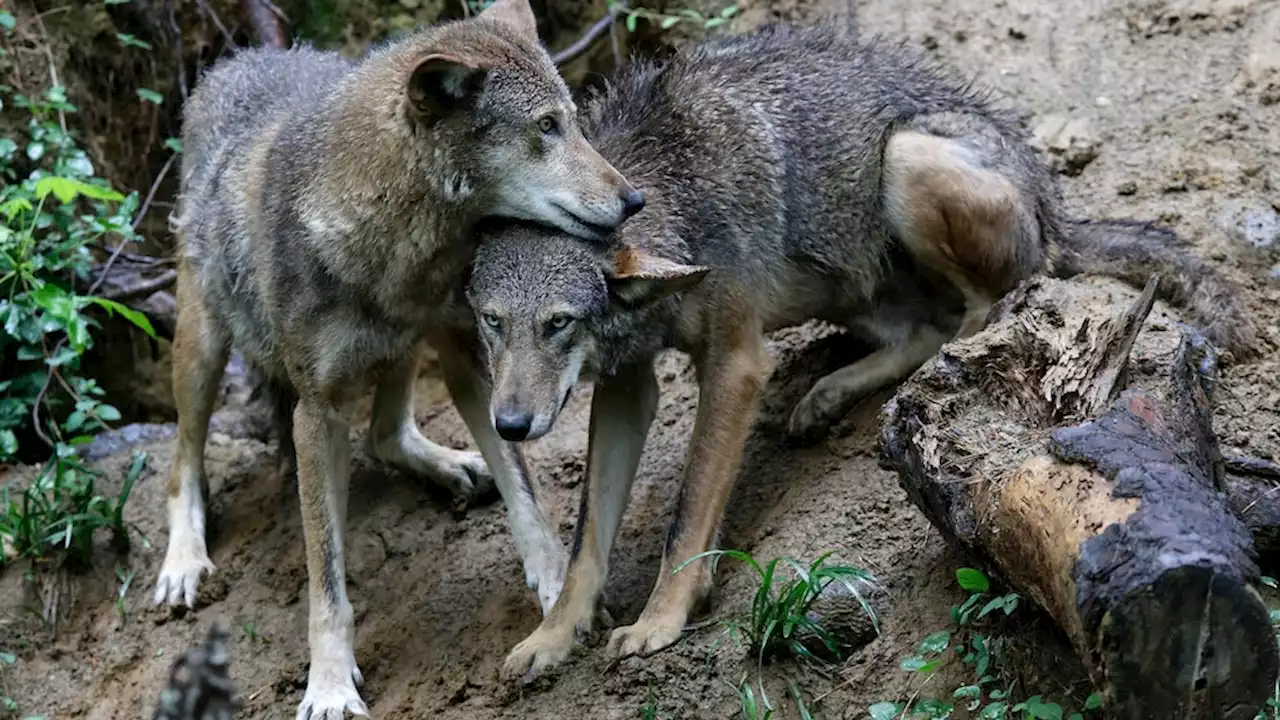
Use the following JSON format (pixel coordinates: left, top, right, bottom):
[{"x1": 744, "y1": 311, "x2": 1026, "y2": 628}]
[{"x1": 879, "y1": 276, "x2": 1277, "y2": 719}]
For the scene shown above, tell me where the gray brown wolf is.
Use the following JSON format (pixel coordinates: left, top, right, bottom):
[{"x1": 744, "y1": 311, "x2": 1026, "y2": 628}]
[
  {"x1": 154, "y1": 0, "x2": 644, "y2": 715},
  {"x1": 462, "y1": 22, "x2": 1260, "y2": 681}
]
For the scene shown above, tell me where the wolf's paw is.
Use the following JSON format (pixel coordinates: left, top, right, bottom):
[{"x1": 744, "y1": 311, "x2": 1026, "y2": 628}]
[
  {"x1": 501, "y1": 623, "x2": 577, "y2": 683},
  {"x1": 446, "y1": 449, "x2": 496, "y2": 502},
  {"x1": 786, "y1": 385, "x2": 842, "y2": 445},
  {"x1": 606, "y1": 615, "x2": 685, "y2": 660},
  {"x1": 296, "y1": 662, "x2": 368, "y2": 720},
  {"x1": 153, "y1": 536, "x2": 216, "y2": 608}
]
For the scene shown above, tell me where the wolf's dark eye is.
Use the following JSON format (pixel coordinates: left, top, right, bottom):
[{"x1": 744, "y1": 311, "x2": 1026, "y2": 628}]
[
  {"x1": 548, "y1": 313, "x2": 573, "y2": 331},
  {"x1": 482, "y1": 313, "x2": 503, "y2": 330},
  {"x1": 537, "y1": 115, "x2": 559, "y2": 135}
]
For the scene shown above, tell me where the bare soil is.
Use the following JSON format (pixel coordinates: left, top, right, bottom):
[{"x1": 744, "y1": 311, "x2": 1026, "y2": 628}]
[{"x1": 2, "y1": 0, "x2": 1279, "y2": 717}]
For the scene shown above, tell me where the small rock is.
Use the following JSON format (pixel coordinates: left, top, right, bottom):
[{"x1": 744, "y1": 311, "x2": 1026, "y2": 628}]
[
  {"x1": 1217, "y1": 201, "x2": 1280, "y2": 249},
  {"x1": 798, "y1": 578, "x2": 888, "y2": 661},
  {"x1": 922, "y1": 34, "x2": 939, "y2": 50},
  {"x1": 1095, "y1": 96, "x2": 1112, "y2": 107},
  {"x1": 1032, "y1": 114, "x2": 1102, "y2": 176},
  {"x1": 1269, "y1": 264, "x2": 1280, "y2": 279},
  {"x1": 1116, "y1": 180, "x2": 1138, "y2": 196},
  {"x1": 1008, "y1": 27, "x2": 1027, "y2": 40}
]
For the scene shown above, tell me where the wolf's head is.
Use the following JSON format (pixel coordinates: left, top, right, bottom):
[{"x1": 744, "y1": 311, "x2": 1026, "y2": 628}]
[
  {"x1": 466, "y1": 224, "x2": 709, "y2": 441},
  {"x1": 396, "y1": 0, "x2": 642, "y2": 240}
]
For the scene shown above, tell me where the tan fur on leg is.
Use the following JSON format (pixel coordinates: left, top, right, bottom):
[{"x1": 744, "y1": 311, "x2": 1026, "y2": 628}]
[
  {"x1": 154, "y1": 261, "x2": 230, "y2": 608},
  {"x1": 503, "y1": 361, "x2": 660, "y2": 681},
  {"x1": 608, "y1": 323, "x2": 773, "y2": 659},
  {"x1": 293, "y1": 398, "x2": 368, "y2": 720}
]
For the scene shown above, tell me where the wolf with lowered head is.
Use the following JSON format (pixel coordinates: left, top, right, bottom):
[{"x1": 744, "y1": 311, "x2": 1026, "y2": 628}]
[
  {"x1": 156, "y1": 0, "x2": 644, "y2": 715},
  {"x1": 465, "y1": 22, "x2": 1259, "y2": 682}
]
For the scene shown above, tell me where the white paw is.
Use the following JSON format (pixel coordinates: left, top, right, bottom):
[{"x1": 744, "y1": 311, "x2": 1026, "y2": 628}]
[
  {"x1": 444, "y1": 449, "x2": 495, "y2": 500},
  {"x1": 369, "y1": 430, "x2": 494, "y2": 501},
  {"x1": 297, "y1": 662, "x2": 368, "y2": 720},
  {"x1": 152, "y1": 536, "x2": 216, "y2": 607}
]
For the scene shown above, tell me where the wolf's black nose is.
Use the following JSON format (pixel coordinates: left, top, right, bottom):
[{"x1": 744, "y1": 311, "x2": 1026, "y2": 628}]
[
  {"x1": 621, "y1": 189, "x2": 646, "y2": 219},
  {"x1": 495, "y1": 412, "x2": 533, "y2": 442}
]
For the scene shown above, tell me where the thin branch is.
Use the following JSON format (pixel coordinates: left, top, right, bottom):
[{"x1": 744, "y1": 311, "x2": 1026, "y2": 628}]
[
  {"x1": 132, "y1": 152, "x2": 178, "y2": 232},
  {"x1": 100, "y1": 270, "x2": 177, "y2": 303},
  {"x1": 32, "y1": 11, "x2": 68, "y2": 135},
  {"x1": 551, "y1": 5, "x2": 624, "y2": 66}
]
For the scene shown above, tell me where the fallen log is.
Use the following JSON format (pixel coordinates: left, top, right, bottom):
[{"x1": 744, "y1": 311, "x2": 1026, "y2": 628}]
[{"x1": 879, "y1": 276, "x2": 1277, "y2": 719}]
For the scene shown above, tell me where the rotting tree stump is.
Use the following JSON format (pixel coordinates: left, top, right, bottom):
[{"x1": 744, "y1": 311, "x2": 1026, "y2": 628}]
[{"x1": 879, "y1": 276, "x2": 1278, "y2": 719}]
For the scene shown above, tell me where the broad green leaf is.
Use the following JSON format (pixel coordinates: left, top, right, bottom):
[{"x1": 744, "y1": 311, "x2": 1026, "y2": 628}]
[
  {"x1": 1021, "y1": 696, "x2": 1063, "y2": 720},
  {"x1": 164, "y1": 137, "x2": 183, "y2": 153},
  {"x1": 30, "y1": 283, "x2": 76, "y2": 322},
  {"x1": 0, "y1": 429, "x2": 16, "y2": 456},
  {"x1": 956, "y1": 567, "x2": 990, "y2": 592},
  {"x1": 26, "y1": 142, "x2": 44, "y2": 161},
  {"x1": 90, "y1": 298, "x2": 156, "y2": 338},
  {"x1": 35, "y1": 176, "x2": 80, "y2": 204},
  {"x1": 919, "y1": 629, "x2": 951, "y2": 654},
  {"x1": 0, "y1": 12, "x2": 14, "y2": 31},
  {"x1": 660, "y1": 15, "x2": 680, "y2": 28},
  {"x1": 0, "y1": 137, "x2": 16, "y2": 159},
  {"x1": 625, "y1": 13, "x2": 637, "y2": 32},
  {"x1": 96, "y1": 404, "x2": 122, "y2": 423},
  {"x1": 1083, "y1": 693, "x2": 1102, "y2": 711},
  {"x1": 136, "y1": 88, "x2": 164, "y2": 105},
  {"x1": 720, "y1": 4, "x2": 740, "y2": 17},
  {"x1": 704, "y1": 17, "x2": 726, "y2": 27}
]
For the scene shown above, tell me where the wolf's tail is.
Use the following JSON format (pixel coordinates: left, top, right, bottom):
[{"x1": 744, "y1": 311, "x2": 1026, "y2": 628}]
[{"x1": 1052, "y1": 218, "x2": 1261, "y2": 359}]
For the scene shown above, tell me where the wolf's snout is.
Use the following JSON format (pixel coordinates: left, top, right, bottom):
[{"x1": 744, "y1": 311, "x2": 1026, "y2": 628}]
[
  {"x1": 494, "y1": 410, "x2": 534, "y2": 442},
  {"x1": 621, "y1": 189, "x2": 646, "y2": 219}
]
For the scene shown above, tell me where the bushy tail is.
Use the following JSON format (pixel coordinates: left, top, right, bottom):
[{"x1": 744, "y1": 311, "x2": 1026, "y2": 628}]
[
  {"x1": 152, "y1": 621, "x2": 237, "y2": 720},
  {"x1": 1053, "y1": 219, "x2": 1261, "y2": 360}
]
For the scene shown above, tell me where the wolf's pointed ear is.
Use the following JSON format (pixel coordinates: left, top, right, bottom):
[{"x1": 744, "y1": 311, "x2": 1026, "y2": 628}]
[
  {"x1": 407, "y1": 54, "x2": 488, "y2": 122},
  {"x1": 477, "y1": 0, "x2": 540, "y2": 44},
  {"x1": 604, "y1": 248, "x2": 710, "y2": 309}
]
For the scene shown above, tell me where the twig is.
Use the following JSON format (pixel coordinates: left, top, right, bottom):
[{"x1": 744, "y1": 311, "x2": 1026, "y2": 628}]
[
  {"x1": 100, "y1": 270, "x2": 177, "y2": 303},
  {"x1": 198, "y1": 0, "x2": 239, "y2": 49},
  {"x1": 132, "y1": 153, "x2": 178, "y2": 232},
  {"x1": 32, "y1": 11, "x2": 68, "y2": 136},
  {"x1": 551, "y1": 5, "x2": 623, "y2": 66},
  {"x1": 167, "y1": 0, "x2": 188, "y2": 99}
]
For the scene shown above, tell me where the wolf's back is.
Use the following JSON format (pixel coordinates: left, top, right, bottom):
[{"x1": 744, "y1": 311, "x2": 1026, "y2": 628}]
[{"x1": 174, "y1": 46, "x2": 354, "y2": 238}]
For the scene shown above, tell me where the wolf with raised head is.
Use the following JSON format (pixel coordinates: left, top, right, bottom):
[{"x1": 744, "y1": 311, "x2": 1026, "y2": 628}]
[
  {"x1": 155, "y1": 0, "x2": 644, "y2": 715},
  {"x1": 463, "y1": 22, "x2": 1259, "y2": 681}
]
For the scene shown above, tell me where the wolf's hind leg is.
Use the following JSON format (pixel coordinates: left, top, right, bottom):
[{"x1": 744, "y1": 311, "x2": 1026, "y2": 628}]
[
  {"x1": 365, "y1": 351, "x2": 494, "y2": 502},
  {"x1": 154, "y1": 260, "x2": 230, "y2": 608},
  {"x1": 787, "y1": 324, "x2": 949, "y2": 443},
  {"x1": 882, "y1": 122, "x2": 1042, "y2": 342}
]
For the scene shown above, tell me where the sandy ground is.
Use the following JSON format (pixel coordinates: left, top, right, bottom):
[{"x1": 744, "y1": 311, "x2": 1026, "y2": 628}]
[{"x1": 2, "y1": 0, "x2": 1279, "y2": 717}]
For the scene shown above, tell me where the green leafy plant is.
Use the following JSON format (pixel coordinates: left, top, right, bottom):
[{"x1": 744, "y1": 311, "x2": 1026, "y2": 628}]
[
  {"x1": 0, "y1": 70, "x2": 157, "y2": 572},
  {"x1": 871, "y1": 568, "x2": 1102, "y2": 720},
  {"x1": 676, "y1": 549, "x2": 878, "y2": 665}
]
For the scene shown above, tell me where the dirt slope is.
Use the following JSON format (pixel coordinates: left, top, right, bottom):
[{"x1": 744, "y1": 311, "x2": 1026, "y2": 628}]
[{"x1": 2, "y1": 0, "x2": 1279, "y2": 717}]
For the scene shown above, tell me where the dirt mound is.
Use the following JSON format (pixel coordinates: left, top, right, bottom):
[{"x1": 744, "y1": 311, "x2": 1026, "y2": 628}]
[{"x1": 3, "y1": 0, "x2": 1280, "y2": 717}]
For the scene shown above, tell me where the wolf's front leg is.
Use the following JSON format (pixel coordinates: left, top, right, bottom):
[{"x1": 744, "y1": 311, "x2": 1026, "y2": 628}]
[
  {"x1": 154, "y1": 262, "x2": 230, "y2": 608},
  {"x1": 608, "y1": 330, "x2": 773, "y2": 659},
  {"x1": 502, "y1": 361, "x2": 660, "y2": 682},
  {"x1": 429, "y1": 327, "x2": 568, "y2": 613},
  {"x1": 293, "y1": 399, "x2": 368, "y2": 720},
  {"x1": 366, "y1": 352, "x2": 494, "y2": 503}
]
